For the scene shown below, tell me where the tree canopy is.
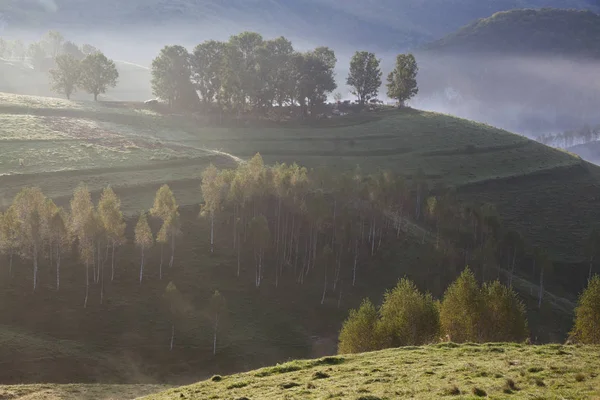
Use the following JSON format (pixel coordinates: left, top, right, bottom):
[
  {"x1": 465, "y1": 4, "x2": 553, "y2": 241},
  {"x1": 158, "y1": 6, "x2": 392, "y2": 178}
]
[{"x1": 347, "y1": 51, "x2": 382, "y2": 104}]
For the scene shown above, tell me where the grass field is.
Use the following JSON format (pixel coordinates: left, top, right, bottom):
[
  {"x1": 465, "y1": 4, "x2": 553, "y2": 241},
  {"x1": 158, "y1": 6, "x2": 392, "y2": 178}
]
[
  {"x1": 0, "y1": 91, "x2": 595, "y2": 264},
  {"x1": 143, "y1": 343, "x2": 600, "y2": 399},
  {"x1": 0, "y1": 383, "x2": 169, "y2": 399},
  {"x1": 0, "y1": 92, "x2": 598, "y2": 391}
]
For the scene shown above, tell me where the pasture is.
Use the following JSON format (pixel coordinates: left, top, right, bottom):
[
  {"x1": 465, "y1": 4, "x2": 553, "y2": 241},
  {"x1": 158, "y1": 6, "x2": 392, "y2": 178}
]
[
  {"x1": 0, "y1": 92, "x2": 596, "y2": 265},
  {"x1": 144, "y1": 343, "x2": 600, "y2": 399}
]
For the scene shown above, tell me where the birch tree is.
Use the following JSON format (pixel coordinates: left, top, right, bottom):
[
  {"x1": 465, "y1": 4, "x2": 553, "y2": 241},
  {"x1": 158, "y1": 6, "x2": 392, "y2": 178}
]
[
  {"x1": 97, "y1": 187, "x2": 126, "y2": 282},
  {"x1": 151, "y1": 185, "x2": 180, "y2": 272},
  {"x1": 12, "y1": 188, "x2": 47, "y2": 291},
  {"x1": 70, "y1": 185, "x2": 97, "y2": 308},
  {"x1": 0, "y1": 207, "x2": 20, "y2": 278},
  {"x1": 249, "y1": 215, "x2": 270, "y2": 287},
  {"x1": 48, "y1": 204, "x2": 71, "y2": 290},
  {"x1": 135, "y1": 212, "x2": 154, "y2": 284},
  {"x1": 210, "y1": 290, "x2": 226, "y2": 356},
  {"x1": 164, "y1": 281, "x2": 190, "y2": 351},
  {"x1": 201, "y1": 164, "x2": 222, "y2": 253}
]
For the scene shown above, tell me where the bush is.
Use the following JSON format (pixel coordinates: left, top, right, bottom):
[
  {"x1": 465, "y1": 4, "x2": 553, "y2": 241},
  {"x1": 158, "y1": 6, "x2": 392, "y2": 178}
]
[
  {"x1": 378, "y1": 278, "x2": 440, "y2": 347},
  {"x1": 481, "y1": 280, "x2": 528, "y2": 342},
  {"x1": 440, "y1": 268, "x2": 484, "y2": 342},
  {"x1": 570, "y1": 275, "x2": 600, "y2": 344},
  {"x1": 338, "y1": 299, "x2": 382, "y2": 354}
]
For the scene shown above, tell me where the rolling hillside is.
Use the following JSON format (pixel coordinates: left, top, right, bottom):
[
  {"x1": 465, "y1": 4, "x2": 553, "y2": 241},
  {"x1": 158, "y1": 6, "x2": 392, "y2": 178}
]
[
  {"x1": 0, "y1": 92, "x2": 598, "y2": 386},
  {"x1": 421, "y1": 8, "x2": 600, "y2": 58},
  {"x1": 144, "y1": 343, "x2": 600, "y2": 399}
]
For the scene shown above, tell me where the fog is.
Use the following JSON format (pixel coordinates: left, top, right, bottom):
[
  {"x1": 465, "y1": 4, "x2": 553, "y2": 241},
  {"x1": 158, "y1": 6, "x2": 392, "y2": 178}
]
[{"x1": 3, "y1": 17, "x2": 600, "y2": 140}]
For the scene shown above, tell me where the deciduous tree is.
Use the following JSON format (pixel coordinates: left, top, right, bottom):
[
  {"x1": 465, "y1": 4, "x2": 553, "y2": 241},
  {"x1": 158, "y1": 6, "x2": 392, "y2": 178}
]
[
  {"x1": 151, "y1": 45, "x2": 192, "y2": 107},
  {"x1": 338, "y1": 299, "x2": 382, "y2": 354},
  {"x1": 386, "y1": 53, "x2": 418, "y2": 106},
  {"x1": 570, "y1": 275, "x2": 600, "y2": 344},
  {"x1": 347, "y1": 51, "x2": 382, "y2": 105},
  {"x1": 49, "y1": 54, "x2": 81, "y2": 100},
  {"x1": 135, "y1": 212, "x2": 154, "y2": 284},
  {"x1": 79, "y1": 52, "x2": 119, "y2": 101},
  {"x1": 97, "y1": 187, "x2": 126, "y2": 283},
  {"x1": 439, "y1": 267, "x2": 483, "y2": 342},
  {"x1": 378, "y1": 278, "x2": 440, "y2": 347}
]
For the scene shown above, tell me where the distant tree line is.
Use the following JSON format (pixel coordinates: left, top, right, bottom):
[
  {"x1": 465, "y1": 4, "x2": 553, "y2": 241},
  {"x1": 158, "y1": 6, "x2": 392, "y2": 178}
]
[
  {"x1": 0, "y1": 30, "x2": 119, "y2": 101},
  {"x1": 537, "y1": 124, "x2": 600, "y2": 149},
  {"x1": 150, "y1": 31, "x2": 418, "y2": 116}
]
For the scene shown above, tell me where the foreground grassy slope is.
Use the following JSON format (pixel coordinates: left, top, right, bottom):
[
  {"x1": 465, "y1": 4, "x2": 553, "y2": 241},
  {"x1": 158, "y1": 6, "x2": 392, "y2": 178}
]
[
  {"x1": 144, "y1": 343, "x2": 600, "y2": 399},
  {"x1": 0, "y1": 384, "x2": 169, "y2": 400}
]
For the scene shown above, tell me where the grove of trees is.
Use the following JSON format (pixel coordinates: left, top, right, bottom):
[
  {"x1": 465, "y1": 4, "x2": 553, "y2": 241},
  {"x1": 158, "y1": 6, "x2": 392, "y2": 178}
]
[
  {"x1": 1, "y1": 155, "x2": 598, "y2": 352},
  {"x1": 150, "y1": 31, "x2": 419, "y2": 116},
  {"x1": 338, "y1": 268, "x2": 529, "y2": 354}
]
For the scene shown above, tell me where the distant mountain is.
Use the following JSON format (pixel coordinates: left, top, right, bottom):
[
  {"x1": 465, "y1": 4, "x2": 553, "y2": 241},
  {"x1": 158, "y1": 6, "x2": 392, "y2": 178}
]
[
  {"x1": 2, "y1": 1, "x2": 600, "y2": 53},
  {"x1": 422, "y1": 8, "x2": 600, "y2": 58}
]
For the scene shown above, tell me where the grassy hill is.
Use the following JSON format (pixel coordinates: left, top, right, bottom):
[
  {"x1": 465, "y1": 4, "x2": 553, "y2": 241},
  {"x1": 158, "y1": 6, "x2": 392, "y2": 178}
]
[
  {"x1": 422, "y1": 8, "x2": 600, "y2": 58},
  {"x1": 143, "y1": 343, "x2": 600, "y2": 399},
  {"x1": 0, "y1": 92, "x2": 598, "y2": 387}
]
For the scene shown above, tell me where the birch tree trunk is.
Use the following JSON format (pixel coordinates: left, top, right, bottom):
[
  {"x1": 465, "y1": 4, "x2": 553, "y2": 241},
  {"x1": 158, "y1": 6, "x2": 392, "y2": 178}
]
[
  {"x1": 321, "y1": 266, "x2": 327, "y2": 305},
  {"x1": 159, "y1": 243, "x2": 164, "y2": 280},
  {"x1": 111, "y1": 241, "x2": 116, "y2": 281},
  {"x1": 84, "y1": 260, "x2": 89, "y2": 308},
  {"x1": 56, "y1": 243, "x2": 61, "y2": 291},
  {"x1": 170, "y1": 323, "x2": 175, "y2": 351},
  {"x1": 210, "y1": 211, "x2": 214, "y2": 253},
  {"x1": 538, "y1": 267, "x2": 544, "y2": 308},
  {"x1": 139, "y1": 246, "x2": 145, "y2": 284},
  {"x1": 33, "y1": 245, "x2": 38, "y2": 292},
  {"x1": 213, "y1": 315, "x2": 219, "y2": 356},
  {"x1": 100, "y1": 255, "x2": 104, "y2": 305},
  {"x1": 169, "y1": 231, "x2": 175, "y2": 268},
  {"x1": 589, "y1": 256, "x2": 594, "y2": 282}
]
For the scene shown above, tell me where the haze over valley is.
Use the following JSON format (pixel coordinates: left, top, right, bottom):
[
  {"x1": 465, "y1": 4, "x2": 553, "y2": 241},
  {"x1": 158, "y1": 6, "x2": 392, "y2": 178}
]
[{"x1": 1, "y1": 2, "x2": 600, "y2": 399}]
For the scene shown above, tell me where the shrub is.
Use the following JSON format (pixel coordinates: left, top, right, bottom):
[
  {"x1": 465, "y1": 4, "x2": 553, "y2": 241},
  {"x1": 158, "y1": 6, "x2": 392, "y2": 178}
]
[
  {"x1": 338, "y1": 299, "x2": 383, "y2": 354},
  {"x1": 570, "y1": 275, "x2": 600, "y2": 344},
  {"x1": 440, "y1": 268, "x2": 484, "y2": 342},
  {"x1": 378, "y1": 278, "x2": 440, "y2": 347},
  {"x1": 481, "y1": 280, "x2": 528, "y2": 342},
  {"x1": 472, "y1": 387, "x2": 487, "y2": 397}
]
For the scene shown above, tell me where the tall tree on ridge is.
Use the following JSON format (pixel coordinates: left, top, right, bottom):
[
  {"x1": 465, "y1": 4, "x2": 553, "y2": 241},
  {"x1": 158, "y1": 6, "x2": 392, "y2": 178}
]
[
  {"x1": 49, "y1": 54, "x2": 81, "y2": 100},
  {"x1": 387, "y1": 53, "x2": 418, "y2": 107},
  {"x1": 347, "y1": 51, "x2": 382, "y2": 105},
  {"x1": 151, "y1": 45, "x2": 193, "y2": 108}
]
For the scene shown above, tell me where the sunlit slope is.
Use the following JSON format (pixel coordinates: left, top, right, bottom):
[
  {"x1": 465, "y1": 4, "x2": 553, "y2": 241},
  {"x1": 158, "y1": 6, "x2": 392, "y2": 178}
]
[
  {"x1": 1, "y1": 92, "x2": 598, "y2": 261},
  {"x1": 143, "y1": 343, "x2": 600, "y2": 399},
  {"x1": 0, "y1": 92, "x2": 237, "y2": 213}
]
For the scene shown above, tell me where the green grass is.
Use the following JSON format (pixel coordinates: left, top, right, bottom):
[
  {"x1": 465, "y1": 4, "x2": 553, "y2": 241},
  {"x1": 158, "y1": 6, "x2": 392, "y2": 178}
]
[
  {"x1": 0, "y1": 383, "x2": 170, "y2": 399},
  {"x1": 142, "y1": 343, "x2": 600, "y2": 399}
]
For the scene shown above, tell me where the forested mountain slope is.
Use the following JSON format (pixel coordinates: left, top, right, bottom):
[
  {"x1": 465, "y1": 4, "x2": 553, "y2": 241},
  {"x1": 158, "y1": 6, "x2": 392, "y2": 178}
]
[
  {"x1": 421, "y1": 8, "x2": 600, "y2": 58},
  {"x1": 2, "y1": 1, "x2": 599, "y2": 51}
]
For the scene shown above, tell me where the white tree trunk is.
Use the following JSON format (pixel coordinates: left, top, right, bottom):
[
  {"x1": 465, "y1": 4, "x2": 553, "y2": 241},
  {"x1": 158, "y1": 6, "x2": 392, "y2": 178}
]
[
  {"x1": 237, "y1": 234, "x2": 241, "y2": 277},
  {"x1": 538, "y1": 267, "x2": 544, "y2": 308},
  {"x1": 210, "y1": 211, "x2": 214, "y2": 253},
  {"x1": 169, "y1": 231, "x2": 175, "y2": 269},
  {"x1": 353, "y1": 238, "x2": 358, "y2": 287},
  {"x1": 84, "y1": 260, "x2": 89, "y2": 308},
  {"x1": 321, "y1": 266, "x2": 327, "y2": 305},
  {"x1": 589, "y1": 256, "x2": 594, "y2": 282},
  {"x1": 100, "y1": 255, "x2": 104, "y2": 305},
  {"x1": 56, "y1": 243, "x2": 61, "y2": 291},
  {"x1": 170, "y1": 323, "x2": 175, "y2": 351},
  {"x1": 213, "y1": 315, "x2": 219, "y2": 356},
  {"x1": 33, "y1": 244, "x2": 38, "y2": 292},
  {"x1": 139, "y1": 246, "x2": 145, "y2": 284},
  {"x1": 111, "y1": 241, "x2": 116, "y2": 281},
  {"x1": 159, "y1": 244, "x2": 164, "y2": 280}
]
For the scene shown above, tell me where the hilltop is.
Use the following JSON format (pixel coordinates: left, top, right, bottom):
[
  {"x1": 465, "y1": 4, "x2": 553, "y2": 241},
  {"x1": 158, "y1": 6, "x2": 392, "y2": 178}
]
[
  {"x1": 422, "y1": 8, "x2": 600, "y2": 58},
  {"x1": 143, "y1": 343, "x2": 600, "y2": 399}
]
